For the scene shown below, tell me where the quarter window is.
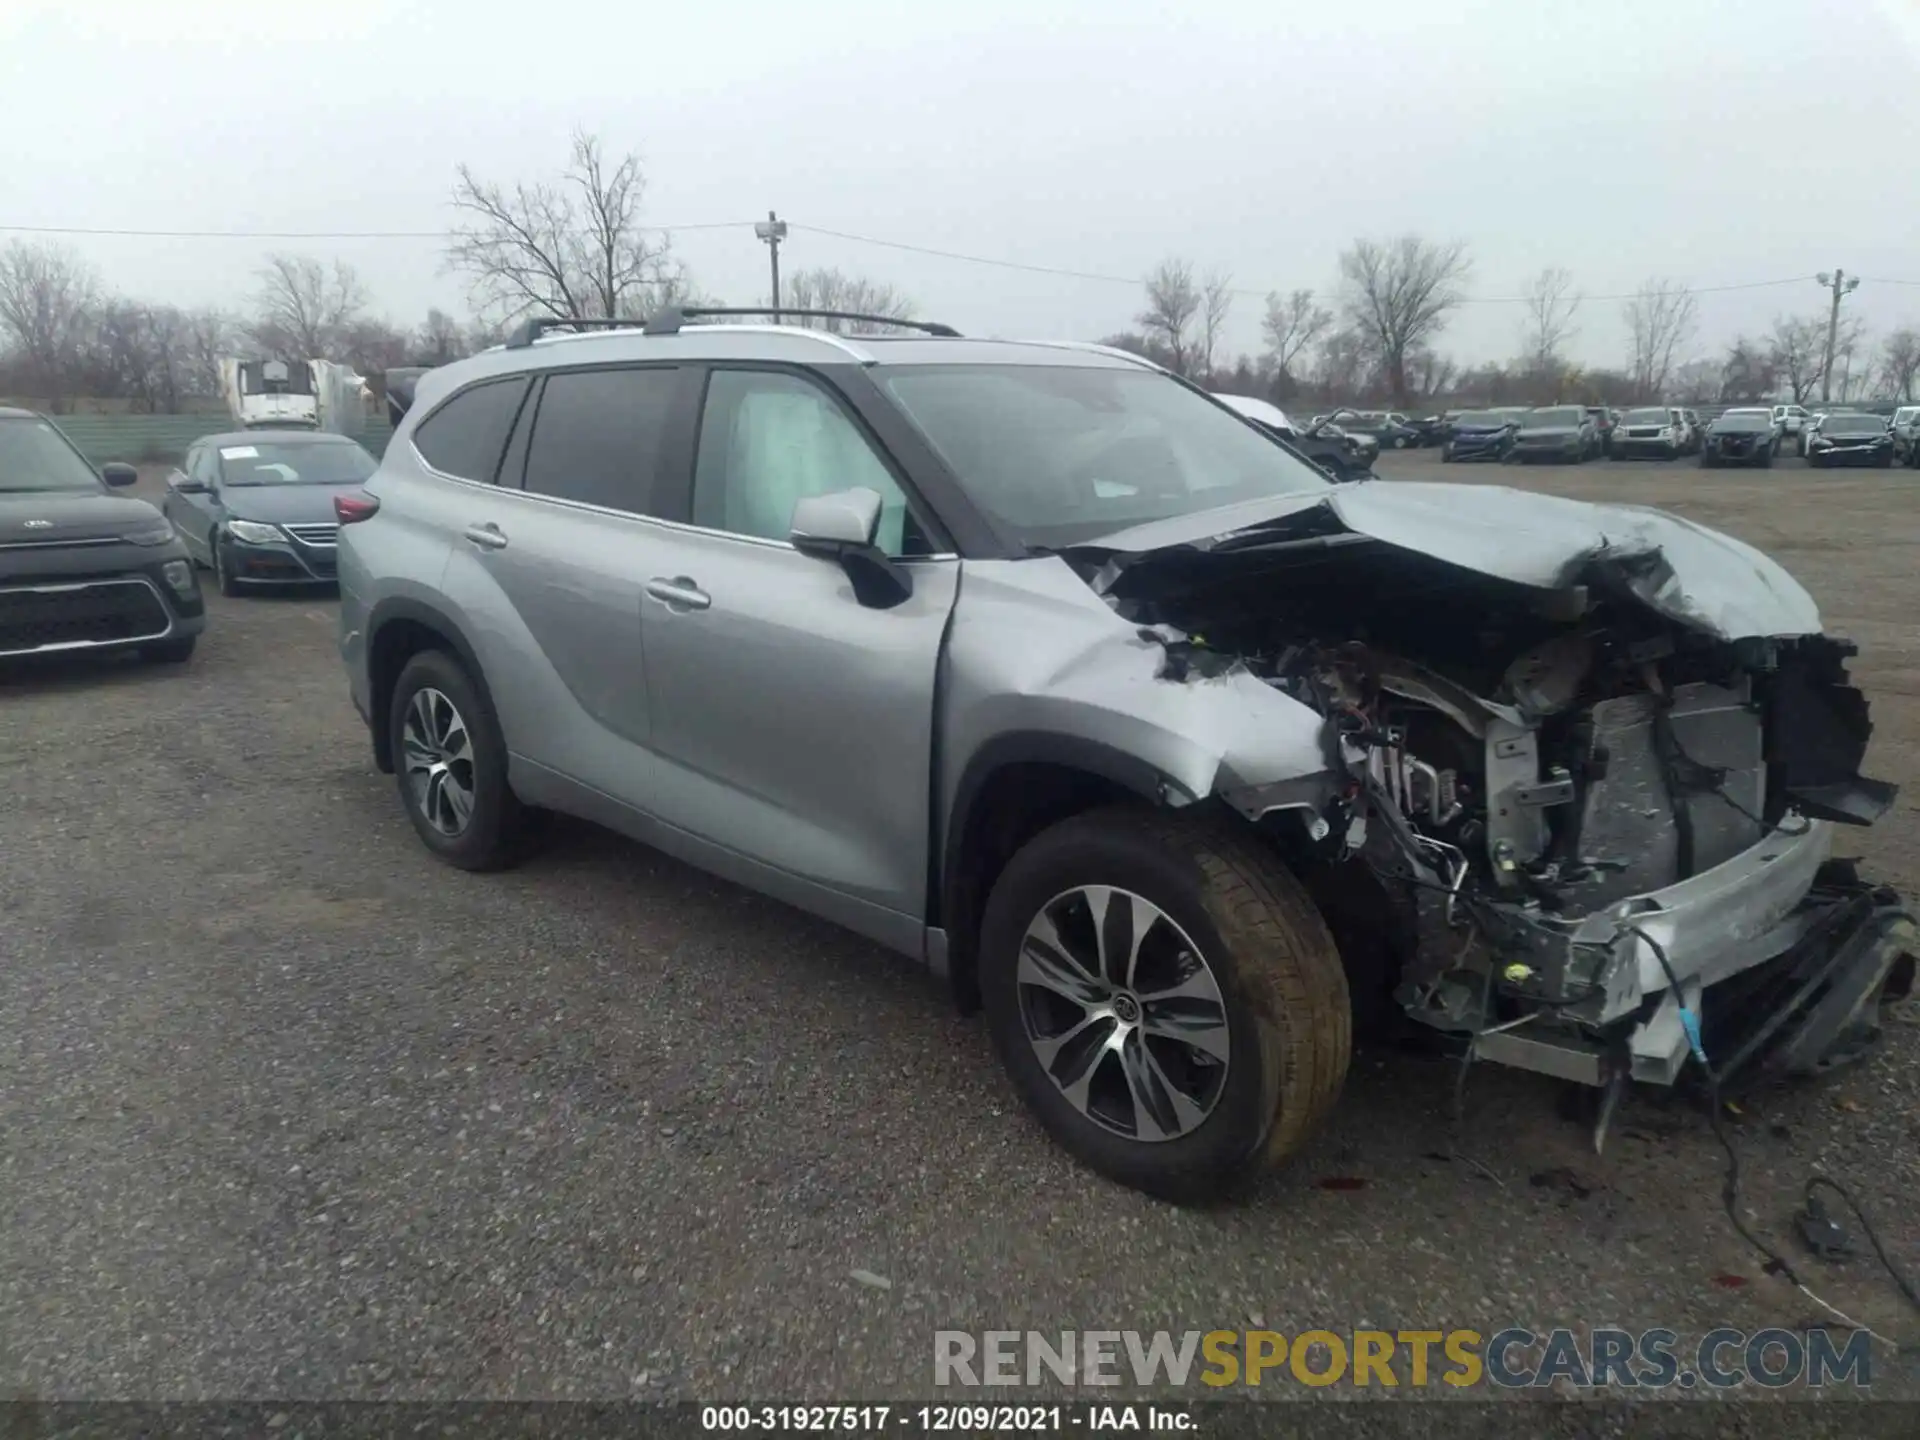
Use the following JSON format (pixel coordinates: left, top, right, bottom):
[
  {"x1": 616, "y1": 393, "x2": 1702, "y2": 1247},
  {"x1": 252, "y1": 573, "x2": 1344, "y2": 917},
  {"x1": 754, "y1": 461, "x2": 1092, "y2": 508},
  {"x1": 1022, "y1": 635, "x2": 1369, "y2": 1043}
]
[{"x1": 411, "y1": 376, "x2": 530, "y2": 483}]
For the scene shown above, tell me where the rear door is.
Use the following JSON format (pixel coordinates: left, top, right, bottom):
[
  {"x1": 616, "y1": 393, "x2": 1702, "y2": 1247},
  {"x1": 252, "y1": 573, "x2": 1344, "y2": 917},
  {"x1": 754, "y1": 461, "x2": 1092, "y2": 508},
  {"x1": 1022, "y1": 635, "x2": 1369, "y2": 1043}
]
[
  {"x1": 437, "y1": 363, "x2": 697, "y2": 807},
  {"x1": 636, "y1": 364, "x2": 960, "y2": 940}
]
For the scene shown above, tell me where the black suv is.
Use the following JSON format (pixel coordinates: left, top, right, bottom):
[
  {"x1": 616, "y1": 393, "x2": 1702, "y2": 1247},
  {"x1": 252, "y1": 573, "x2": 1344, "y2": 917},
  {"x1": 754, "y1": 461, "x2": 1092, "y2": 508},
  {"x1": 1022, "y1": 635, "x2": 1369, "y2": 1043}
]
[{"x1": 0, "y1": 408, "x2": 205, "y2": 664}]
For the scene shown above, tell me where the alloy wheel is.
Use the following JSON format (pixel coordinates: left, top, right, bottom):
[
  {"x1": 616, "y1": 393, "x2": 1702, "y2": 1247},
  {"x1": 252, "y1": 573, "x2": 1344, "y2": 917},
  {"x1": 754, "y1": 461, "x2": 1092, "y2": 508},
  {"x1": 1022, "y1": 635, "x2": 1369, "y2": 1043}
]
[
  {"x1": 401, "y1": 686, "x2": 476, "y2": 837},
  {"x1": 1016, "y1": 885, "x2": 1230, "y2": 1142}
]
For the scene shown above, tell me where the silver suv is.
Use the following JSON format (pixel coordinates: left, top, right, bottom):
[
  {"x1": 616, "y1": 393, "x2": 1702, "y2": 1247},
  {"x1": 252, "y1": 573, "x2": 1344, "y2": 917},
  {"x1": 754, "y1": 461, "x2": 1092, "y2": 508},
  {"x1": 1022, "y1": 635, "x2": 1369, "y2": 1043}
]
[{"x1": 337, "y1": 309, "x2": 1914, "y2": 1202}]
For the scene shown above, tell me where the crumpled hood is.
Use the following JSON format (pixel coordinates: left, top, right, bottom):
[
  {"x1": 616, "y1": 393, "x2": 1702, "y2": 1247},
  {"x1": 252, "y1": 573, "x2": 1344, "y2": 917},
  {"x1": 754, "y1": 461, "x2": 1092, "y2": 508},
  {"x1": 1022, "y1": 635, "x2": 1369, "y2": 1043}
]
[{"x1": 1083, "y1": 480, "x2": 1822, "y2": 641}]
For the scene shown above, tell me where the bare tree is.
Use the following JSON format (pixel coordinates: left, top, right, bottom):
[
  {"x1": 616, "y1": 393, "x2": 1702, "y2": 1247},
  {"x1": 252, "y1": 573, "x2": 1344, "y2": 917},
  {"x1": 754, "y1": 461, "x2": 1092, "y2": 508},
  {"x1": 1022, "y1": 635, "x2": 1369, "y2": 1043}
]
[
  {"x1": 0, "y1": 240, "x2": 99, "y2": 409},
  {"x1": 1137, "y1": 259, "x2": 1202, "y2": 377},
  {"x1": 1880, "y1": 327, "x2": 1920, "y2": 403},
  {"x1": 1195, "y1": 271, "x2": 1233, "y2": 382},
  {"x1": 780, "y1": 267, "x2": 916, "y2": 333},
  {"x1": 177, "y1": 307, "x2": 232, "y2": 399},
  {"x1": 1622, "y1": 279, "x2": 1698, "y2": 399},
  {"x1": 1406, "y1": 347, "x2": 1456, "y2": 400},
  {"x1": 446, "y1": 129, "x2": 684, "y2": 324},
  {"x1": 1261, "y1": 288, "x2": 1332, "y2": 384},
  {"x1": 1670, "y1": 358, "x2": 1721, "y2": 406},
  {"x1": 1719, "y1": 337, "x2": 1777, "y2": 403},
  {"x1": 1519, "y1": 267, "x2": 1580, "y2": 373},
  {"x1": 1337, "y1": 235, "x2": 1472, "y2": 407},
  {"x1": 1767, "y1": 315, "x2": 1830, "y2": 405},
  {"x1": 1308, "y1": 326, "x2": 1375, "y2": 402},
  {"x1": 335, "y1": 317, "x2": 413, "y2": 375},
  {"x1": 415, "y1": 308, "x2": 472, "y2": 365},
  {"x1": 250, "y1": 254, "x2": 369, "y2": 361}
]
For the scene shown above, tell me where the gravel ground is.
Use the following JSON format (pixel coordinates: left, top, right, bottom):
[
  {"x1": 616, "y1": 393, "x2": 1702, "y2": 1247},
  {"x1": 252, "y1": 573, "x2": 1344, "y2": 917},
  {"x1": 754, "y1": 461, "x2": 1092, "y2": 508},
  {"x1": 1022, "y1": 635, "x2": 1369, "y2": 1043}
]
[{"x1": 2, "y1": 452, "x2": 1916, "y2": 1409}]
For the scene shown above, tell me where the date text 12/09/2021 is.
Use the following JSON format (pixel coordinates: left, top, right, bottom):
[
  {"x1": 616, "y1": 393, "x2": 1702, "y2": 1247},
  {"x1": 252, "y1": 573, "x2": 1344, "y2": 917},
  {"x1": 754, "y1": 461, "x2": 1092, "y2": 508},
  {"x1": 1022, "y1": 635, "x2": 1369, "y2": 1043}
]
[{"x1": 701, "y1": 1406, "x2": 1191, "y2": 1432}]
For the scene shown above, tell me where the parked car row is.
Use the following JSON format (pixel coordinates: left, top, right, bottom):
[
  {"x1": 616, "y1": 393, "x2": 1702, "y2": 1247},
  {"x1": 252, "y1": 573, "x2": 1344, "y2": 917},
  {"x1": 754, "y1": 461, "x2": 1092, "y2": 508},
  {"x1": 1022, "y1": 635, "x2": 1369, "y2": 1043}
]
[
  {"x1": 0, "y1": 407, "x2": 379, "y2": 668},
  {"x1": 1435, "y1": 404, "x2": 1707, "y2": 463}
]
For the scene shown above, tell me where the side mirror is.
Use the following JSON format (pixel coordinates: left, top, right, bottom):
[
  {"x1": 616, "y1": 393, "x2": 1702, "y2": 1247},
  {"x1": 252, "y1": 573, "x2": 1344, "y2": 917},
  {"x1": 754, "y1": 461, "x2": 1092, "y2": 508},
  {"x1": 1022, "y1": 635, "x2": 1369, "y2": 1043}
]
[
  {"x1": 789, "y1": 487, "x2": 913, "y2": 610},
  {"x1": 791, "y1": 487, "x2": 883, "y2": 553},
  {"x1": 101, "y1": 462, "x2": 139, "y2": 487},
  {"x1": 169, "y1": 473, "x2": 209, "y2": 494}
]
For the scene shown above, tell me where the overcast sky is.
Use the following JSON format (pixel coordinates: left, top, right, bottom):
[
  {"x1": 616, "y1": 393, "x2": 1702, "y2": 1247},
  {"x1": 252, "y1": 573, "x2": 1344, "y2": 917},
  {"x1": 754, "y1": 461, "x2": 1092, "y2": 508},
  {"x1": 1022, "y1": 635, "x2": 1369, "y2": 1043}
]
[{"x1": 6, "y1": 0, "x2": 1919, "y2": 371}]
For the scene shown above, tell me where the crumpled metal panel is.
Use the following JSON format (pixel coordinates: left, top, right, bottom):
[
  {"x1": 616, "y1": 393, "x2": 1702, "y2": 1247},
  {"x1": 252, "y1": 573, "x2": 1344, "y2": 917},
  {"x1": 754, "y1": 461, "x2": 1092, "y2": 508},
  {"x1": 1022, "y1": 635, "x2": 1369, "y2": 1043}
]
[{"x1": 1088, "y1": 480, "x2": 1823, "y2": 642}]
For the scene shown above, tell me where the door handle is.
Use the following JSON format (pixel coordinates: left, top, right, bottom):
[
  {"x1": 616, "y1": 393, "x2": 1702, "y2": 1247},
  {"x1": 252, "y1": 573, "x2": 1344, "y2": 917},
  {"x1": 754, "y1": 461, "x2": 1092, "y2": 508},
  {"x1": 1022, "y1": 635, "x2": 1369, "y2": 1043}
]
[
  {"x1": 463, "y1": 523, "x2": 508, "y2": 551},
  {"x1": 645, "y1": 576, "x2": 711, "y2": 612}
]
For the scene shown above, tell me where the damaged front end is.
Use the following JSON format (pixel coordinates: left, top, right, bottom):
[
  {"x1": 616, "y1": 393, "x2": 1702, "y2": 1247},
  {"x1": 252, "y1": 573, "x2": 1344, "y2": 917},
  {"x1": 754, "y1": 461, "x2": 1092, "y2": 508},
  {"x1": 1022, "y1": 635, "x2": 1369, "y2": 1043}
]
[{"x1": 1070, "y1": 485, "x2": 1917, "y2": 1115}]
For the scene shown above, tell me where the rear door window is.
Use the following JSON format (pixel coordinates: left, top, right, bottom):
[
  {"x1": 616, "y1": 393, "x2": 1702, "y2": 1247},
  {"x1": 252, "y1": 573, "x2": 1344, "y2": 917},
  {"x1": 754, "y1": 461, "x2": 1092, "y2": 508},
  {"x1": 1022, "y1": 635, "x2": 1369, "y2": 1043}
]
[{"x1": 520, "y1": 366, "x2": 681, "y2": 514}]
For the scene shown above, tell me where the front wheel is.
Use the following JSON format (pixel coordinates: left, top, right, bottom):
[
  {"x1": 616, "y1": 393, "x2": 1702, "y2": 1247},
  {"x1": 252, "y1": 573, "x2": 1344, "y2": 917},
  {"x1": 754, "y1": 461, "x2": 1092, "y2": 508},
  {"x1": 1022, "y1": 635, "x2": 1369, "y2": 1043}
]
[
  {"x1": 211, "y1": 535, "x2": 241, "y2": 597},
  {"x1": 1699, "y1": 453, "x2": 1716, "y2": 469},
  {"x1": 388, "y1": 649, "x2": 526, "y2": 871},
  {"x1": 979, "y1": 806, "x2": 1351, "y2": 1203}
]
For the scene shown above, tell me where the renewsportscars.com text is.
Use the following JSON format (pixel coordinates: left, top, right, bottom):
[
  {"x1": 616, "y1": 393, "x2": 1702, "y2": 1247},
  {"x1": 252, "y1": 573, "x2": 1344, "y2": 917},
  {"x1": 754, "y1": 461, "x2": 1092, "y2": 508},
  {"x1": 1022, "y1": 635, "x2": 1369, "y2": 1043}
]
[{"x1": 934, "y1": 1328, "x2": 1872, "y2": 1390}]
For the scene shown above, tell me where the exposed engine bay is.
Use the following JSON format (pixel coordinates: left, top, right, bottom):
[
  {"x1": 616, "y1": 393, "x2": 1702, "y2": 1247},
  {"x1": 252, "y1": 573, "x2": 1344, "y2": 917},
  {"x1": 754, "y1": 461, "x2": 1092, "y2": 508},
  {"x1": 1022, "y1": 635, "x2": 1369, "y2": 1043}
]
[{"x1": 1071, "y1": 510, "x2": 1916, "y2": 1101}]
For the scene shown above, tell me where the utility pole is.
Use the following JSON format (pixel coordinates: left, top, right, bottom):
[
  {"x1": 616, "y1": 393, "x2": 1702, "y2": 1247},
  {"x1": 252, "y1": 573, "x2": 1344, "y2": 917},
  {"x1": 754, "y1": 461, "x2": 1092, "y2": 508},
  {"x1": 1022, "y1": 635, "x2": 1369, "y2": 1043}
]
[
  {"x1": 1816, "y1": 269, "x2": 1859, "y2": 404},
  {"x1": 755, "y1": 211, "x2": 789, "y2": 321}
]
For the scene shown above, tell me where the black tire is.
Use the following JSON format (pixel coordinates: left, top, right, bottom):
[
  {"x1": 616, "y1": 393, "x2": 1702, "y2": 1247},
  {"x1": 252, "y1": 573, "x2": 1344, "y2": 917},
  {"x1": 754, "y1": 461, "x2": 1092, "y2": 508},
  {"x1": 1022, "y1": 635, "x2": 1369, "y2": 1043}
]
[
  {"x1": 211, "y1": 533, "x2": 241, "y2": 597},
  {"x1": 1758, "y1": 447, "x2": 1773, "y2": 469},
  {"x1": 141, "y1": 635, "x2": 197, "y2": 664},
  {"x1": 1699, "y1": 453, "x2": 1716, "y2": 469},
  {"x1": 1877, "y1": 452, "x2": 1894, "y2": 469},
  {"x1": 978, "y1": 805, "x2": 1351, "y2": 1204},
  {"x1": 1809, "y1": 453, "x2": 1826, "y2": 469},
  {"x1": 1440, "y1": 447, "x2": 1454, "y2": 463},
  {"x1": 388, "y1": 649, "x2": 525, "y2": 871}
]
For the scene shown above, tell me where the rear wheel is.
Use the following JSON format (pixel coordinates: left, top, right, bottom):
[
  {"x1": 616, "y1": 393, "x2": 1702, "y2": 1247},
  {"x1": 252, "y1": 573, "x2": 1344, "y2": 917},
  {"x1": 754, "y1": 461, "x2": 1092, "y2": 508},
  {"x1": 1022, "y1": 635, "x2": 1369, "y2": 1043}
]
[
  {"x1": 979, "y1": 806, "x2": 1351, "y2": 1203},
  {"x1": 388, "y1": 649, "x2": 525, "y2": 871}
]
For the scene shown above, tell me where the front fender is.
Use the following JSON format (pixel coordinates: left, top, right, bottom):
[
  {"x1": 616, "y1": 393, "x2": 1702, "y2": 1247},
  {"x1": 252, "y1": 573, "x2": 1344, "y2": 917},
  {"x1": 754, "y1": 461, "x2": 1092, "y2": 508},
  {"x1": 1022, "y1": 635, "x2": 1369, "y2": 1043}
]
[{"x1": 935, "y1": 556, "x2": 1335, "y2": 913}]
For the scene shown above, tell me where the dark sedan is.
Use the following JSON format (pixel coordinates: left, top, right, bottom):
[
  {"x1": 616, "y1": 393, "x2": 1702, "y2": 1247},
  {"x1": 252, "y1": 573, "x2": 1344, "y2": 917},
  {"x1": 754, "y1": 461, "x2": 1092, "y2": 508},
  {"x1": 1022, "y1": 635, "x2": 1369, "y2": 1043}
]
[
  {"x1": 1439, "y1": 410, "x2": 1518, "y2": 462},
  {"x1": 1698, "y1": 408, "x2": 1780, "y2": 468},
  {"x1": 1507, "y1": 406, "x2": 1597, "y2": 463},
  {"x1": 1805, "y1": 412, "x2": 1895, "y2": 469},
  {"x1": 1, "y1": 407, "x2": 204, "y2": 664},
  {"x1": 161, "y1": 430, "x2": 378, "y2": 594}
]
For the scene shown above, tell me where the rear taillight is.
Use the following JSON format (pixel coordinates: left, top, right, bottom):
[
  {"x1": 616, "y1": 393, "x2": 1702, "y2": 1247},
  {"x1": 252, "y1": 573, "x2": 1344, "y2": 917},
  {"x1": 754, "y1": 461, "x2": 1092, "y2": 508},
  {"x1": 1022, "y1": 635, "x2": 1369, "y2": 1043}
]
[{"x1": 335, "y1": 491, "x2": 380, "y2": 524}]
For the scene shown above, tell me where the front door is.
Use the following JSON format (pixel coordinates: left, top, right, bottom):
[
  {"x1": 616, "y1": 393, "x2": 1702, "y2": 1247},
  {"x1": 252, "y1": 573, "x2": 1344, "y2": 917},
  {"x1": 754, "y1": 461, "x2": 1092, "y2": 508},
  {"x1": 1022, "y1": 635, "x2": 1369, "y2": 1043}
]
[{"x1": 638, "y1": 366, "x2": 959, "y2": 939}]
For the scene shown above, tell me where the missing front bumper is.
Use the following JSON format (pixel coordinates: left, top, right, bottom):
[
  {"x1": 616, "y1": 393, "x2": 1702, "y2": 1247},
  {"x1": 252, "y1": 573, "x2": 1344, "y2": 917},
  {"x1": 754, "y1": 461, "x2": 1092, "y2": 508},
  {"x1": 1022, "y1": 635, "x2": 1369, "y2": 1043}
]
[{"x1": 1470, "y1": 859, "x2": 1916, "y2": 1089}]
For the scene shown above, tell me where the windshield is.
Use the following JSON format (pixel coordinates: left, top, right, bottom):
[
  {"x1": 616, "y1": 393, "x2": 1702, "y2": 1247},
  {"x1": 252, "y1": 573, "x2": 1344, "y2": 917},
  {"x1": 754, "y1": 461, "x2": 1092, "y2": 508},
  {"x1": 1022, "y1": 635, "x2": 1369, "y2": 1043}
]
[
  {"x1": 1895, "y1": 408, "x2": 1920, "y2": 424},
  {"x1": 1622, "y1": 408, "x2": 1670, "y2": 424},
  {"x1": 877, "y1": 365, "x2": 1330, "y2": 548},
  {"x1": 1527, "y1": 408, "x2": 1582, "y2": 427},
  {"x1": 0, "y1": 416, "x2": 106, "y2": 494},
  {"x1": 1453, "y1": 411, "x2": 1505, "y2": 426},
  {"x1": 217, "y1": 439, "x2": 377, "y2": 486},
  {"x1": 1819, "y1": 415, "x2": 1887, "y2": 438},
  {"x1": 1716, "y1": 410, "x2": 1772, "y2": 428}
]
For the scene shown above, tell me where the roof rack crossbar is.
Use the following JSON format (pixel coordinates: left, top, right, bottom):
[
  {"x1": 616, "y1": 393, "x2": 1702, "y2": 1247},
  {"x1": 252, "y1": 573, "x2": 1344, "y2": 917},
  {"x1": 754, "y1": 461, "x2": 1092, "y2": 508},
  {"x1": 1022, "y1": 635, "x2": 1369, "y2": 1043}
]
[
  {"x1": 505, "y1": 315, "x2": 656, "y2": 349},
  {"x1": 648, "y1": 306, "x2": 961, "y2": 338}
]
